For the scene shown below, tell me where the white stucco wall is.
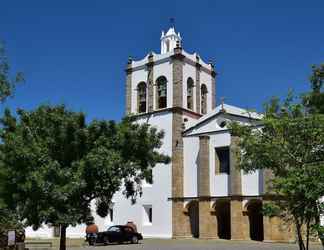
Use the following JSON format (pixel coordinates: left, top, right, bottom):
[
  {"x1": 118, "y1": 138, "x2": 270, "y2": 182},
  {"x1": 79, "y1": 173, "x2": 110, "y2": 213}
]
[
  {"x1": 241, "y1": 170, "x2": 263, "y2": 196},
  {"x1": 209, "y1": 133, "x2": 231, "y2": 196},
  {"x1": 111, "y1": 112, "x2": 173, "y2": 238},
  {"x1": 183, "y1": 136, "x2": 199, "y2": 197}
]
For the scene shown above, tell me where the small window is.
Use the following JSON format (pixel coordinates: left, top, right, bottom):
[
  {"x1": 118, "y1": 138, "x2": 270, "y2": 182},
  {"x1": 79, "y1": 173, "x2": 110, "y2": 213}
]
[
  {"x1": 124, "y1": 227, "x2": 134, "y2": 233},
  {"x1": 166, "y1": 40, "x2": 170, "y2": 52},
  {"x1": 219, "y1": 121, "x2": 227, "y2": 128},
  {"x1": 109, "y1": 208, "x2": 113, "y2": 223},
  {"x1": 215, "y1": 147, "x2": 230, "y2": 174},
  {"x1": 108, "y1": 226, "x2": 121, "y2": 232},
  {"x1": 143, "y1": 205, "x2": 152, "y2": 225},
  {"x1": 53, "y1": 226, "x2": 60, "y2": 237}
]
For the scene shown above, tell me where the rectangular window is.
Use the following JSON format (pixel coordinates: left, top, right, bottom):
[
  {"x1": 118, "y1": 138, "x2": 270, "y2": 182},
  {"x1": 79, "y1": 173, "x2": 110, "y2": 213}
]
[
  {"x1": 109, "y1": 208, "x2": 113, "y2": 222},
  {"x1": 53, "y1": 226, "x2": 60, "y2": 237},
  {"x1": 215, "y1": 147, "x2": 230, "y2": 174},
  {"x1": 143, "y1": 205, "x2": 152, "y2": 225}
]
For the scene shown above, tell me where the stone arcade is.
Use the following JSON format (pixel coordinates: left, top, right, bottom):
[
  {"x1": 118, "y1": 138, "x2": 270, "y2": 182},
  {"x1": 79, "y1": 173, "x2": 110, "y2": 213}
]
[{"x1": 26, "y1": 26, "x2": 294, "y2": 242}]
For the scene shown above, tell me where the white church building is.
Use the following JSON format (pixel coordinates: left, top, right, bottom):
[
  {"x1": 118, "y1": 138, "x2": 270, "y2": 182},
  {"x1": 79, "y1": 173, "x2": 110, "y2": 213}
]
[{"x1": 26, "y1": 26, "x2": 294, "y2": 242}]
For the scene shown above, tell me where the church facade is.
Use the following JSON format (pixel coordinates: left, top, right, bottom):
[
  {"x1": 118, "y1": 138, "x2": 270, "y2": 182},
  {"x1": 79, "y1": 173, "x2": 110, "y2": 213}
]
[
  {"x1": 26, "y1": 26, "x2": 294, "y2": 242},
  {"x1": 113, "y1": 26, "x2": 294, "y2": 241}
]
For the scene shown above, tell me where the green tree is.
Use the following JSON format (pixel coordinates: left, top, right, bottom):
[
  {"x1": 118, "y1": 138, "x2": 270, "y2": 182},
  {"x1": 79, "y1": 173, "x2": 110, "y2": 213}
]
[
  {"x1": 303, "y1": 64, "x2": 324, "y2": 114},
  {"x1": 0, "y1": 40, "x2": 24, "y2": 243},
  {"x1": 0, "y1": 41, "x2": 24, "y2": 103},
  {"x1": 0, "y1": 105, "x2": 169, "y2": 250},
  {"x1": 230, "y1": 90, "x2": 324, "y2": 249}
]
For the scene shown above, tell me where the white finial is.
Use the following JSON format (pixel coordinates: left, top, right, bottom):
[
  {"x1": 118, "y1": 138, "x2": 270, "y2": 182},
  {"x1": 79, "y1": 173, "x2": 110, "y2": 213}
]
[
  {"x1": 220, "y1": 97, "x2": 226, "y2": 111},
  {"x1": 160, "y1": 21, "x2": 182, "y2": 54}
]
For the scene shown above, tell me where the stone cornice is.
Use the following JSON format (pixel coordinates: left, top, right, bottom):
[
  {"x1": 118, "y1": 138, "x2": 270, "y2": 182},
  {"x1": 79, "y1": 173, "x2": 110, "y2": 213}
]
[
  {"x1": 167, "y1": 194, "x2": 281, "y2": 202},
  {"x1": 129, "y1": 106, "x2": 202, "y2": 119}
]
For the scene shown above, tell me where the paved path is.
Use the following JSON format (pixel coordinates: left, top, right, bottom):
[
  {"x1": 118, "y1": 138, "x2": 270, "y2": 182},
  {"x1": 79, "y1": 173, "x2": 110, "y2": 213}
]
[{"x1": 72, "y1": 239, "x2": 322, "y2": 250}]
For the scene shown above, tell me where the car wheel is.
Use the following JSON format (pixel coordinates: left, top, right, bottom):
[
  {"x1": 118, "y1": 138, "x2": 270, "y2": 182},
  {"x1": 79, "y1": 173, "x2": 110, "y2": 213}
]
[
  {"x1": 88, "y1": 238, "x2": 96, "y2": 246},
  {"x1": 103, "y1": 236, "x2": 110, "y2": 245},
  {"x1": 131, "y1": 235, "x2": 138, "y2": 244}
]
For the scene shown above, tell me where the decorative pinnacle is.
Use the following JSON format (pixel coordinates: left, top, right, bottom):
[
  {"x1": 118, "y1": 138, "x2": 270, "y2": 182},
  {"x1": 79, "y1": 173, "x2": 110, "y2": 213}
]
[
  {"x1": 128, "y1": 56, "x2": 133, "y2": 64},
  {"x1": 209, "y1": 59, "x2": 215, "y2": 68},
  {"x1": 220, "y1": 97, "x2": 226, "y2": 111}
]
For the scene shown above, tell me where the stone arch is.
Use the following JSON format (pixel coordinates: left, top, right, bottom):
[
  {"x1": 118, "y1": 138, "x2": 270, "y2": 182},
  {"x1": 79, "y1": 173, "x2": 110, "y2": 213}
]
[
  {"x1": 156, "y1": 76, "x2": 167, "y2": 109},
  {"x1": 213, "y1": 199, "x2": 231, "y2": 239},
  {"x1": 184, "y1": 200, "x2": 199, "y2": 238},
  {"x1": 201, "y1": 84, "x2": 208, "y2": 114},
  {"x1": 137, "y1": 82, "x2": 147, "y2": 113},
  {"x1": 245, "y1": 199, "x2": 264, "y2": 241},
  {"x1": 187, "y1": 77, "x2": 194, "y2": 110}
]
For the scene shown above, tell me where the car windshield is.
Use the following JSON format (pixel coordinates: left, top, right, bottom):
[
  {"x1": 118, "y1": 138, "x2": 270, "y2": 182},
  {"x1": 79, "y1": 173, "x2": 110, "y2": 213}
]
[{"x1": 108, "y1": 226, "x2": 121, "y2": 232}]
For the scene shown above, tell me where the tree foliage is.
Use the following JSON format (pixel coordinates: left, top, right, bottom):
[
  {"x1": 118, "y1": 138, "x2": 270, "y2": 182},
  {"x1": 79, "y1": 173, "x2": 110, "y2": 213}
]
[
  {"x1": 0, "y1": 41, "x2": 24, "y2": 103},
  {"x1": 303, "y1": 64, "x2": 324, "y2": 114},
  {"x1": 230, "y1": 66, "x2": 324, "y2": 250},
  {"x1": 0, "y1": 40, "x2": 24, "y2": 243},
  {"x1": 0, "y1": 105, "x2": 169, "y2": 250}
]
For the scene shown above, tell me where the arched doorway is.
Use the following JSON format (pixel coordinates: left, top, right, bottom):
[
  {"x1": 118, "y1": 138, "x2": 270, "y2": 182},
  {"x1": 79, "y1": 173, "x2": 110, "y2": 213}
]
[
  {"x1": 215, "y1": 200, "x2": 231, "y2": 239},
  {"x1": 247, "y1": 200, "x2": 264, "y2": 241},
  {"x1": 187, "y1": 201, "x2": 199, "y2": 238}
]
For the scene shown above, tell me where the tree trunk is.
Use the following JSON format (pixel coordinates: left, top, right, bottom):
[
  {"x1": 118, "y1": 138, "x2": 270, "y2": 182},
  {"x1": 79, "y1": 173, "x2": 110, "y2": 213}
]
[
  {"x1": 59, "y1": 225, "x2": 67, "y2": 250},
  {"x1": 306, "y1": 220, "x2": 310, "y2": 250},
  {"x1": 296, "y1": 221, "x2": 306, "y2": 250}
]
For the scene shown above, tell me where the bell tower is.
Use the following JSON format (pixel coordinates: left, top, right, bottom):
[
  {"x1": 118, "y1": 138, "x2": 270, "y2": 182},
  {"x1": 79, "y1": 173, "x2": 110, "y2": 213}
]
[{"x1": 124, "y1": 26, "x2": 216, "y2": 238}]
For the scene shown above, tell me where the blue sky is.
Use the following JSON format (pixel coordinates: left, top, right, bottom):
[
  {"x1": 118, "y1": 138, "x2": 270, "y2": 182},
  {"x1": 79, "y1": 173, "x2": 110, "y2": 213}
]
[{"x1": 1, "y1": 0, "x2": 323, "y2": 121}]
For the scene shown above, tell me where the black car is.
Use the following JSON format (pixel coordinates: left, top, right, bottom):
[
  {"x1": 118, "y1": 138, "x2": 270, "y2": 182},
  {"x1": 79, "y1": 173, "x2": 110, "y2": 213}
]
[{"x1": 90, "y1": 225, "x2": 143, "y2": 245}]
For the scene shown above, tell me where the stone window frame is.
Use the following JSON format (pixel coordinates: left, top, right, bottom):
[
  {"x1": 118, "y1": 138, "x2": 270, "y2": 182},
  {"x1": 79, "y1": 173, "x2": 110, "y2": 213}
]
[
  {"x1": 156, "y1": 76, "x2": 168, "y2": 109},
  {"x1": 201, "y1": 84, "x2": 208, "y2": 114},
  {"x1": 137, "y1": 81, "x2": 147, "y2": 113},
  {"x1": 187, "y1": 77, "x2": 194, "y2": 110}
]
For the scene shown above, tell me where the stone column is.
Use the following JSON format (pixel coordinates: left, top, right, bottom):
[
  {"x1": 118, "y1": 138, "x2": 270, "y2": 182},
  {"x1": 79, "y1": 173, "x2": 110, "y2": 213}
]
[
  {"x1": 171, "y1": 47, "x2": 190, "y2": 238},
  {"x1": 199, "y1": 201, "x2": 218, "y2": 239},
  {"x1": 230, "y1": 136, "x2": 242, "y2": 195},
  {"x1": 146, "y1": 53, "x2": 154, "y2": 112},
  {"x1": 229, "y1": 136, "x2": 250, "y2": 240},
  {"x1": 263, "y1": 169, "x2": 274, "y2": 194},
  {"x1": 263, "y1": 200, "x2": 295, "y2": 242},
  {"x1": 230, "y1": 199, "x2": 249, "y2": 240},
  {"x1": 198, "y1": 136, "x2": 210, "y2": 197},
  {"x1": 125, "y1": 58, "x2": 132, "y2": 115},
  {"x1": 172, "y1": 47, "x2": 184, "y2": 108},
  {"x1": 195, "y1": 56, "x2": 201, "y2": 114},
  {"x1": 211, "y1": 69, "x2": 216, "y2": 110},
  {"x1": 172, "y1": 201, "x2": 192, "y2": 238},
  {"x1": 198, "y1": 136, "x2": 218, "y2": 239},
  {"x1": 263, "y1": 200, "x2": 272, "y2": 242}
]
